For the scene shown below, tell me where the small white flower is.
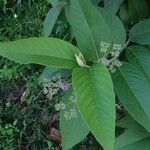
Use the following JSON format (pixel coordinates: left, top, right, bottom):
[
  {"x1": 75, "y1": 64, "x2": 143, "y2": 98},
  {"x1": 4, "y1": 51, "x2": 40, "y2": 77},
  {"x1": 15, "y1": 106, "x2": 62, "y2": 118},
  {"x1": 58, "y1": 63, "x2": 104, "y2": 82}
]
[
  {"x1": 64, "y1": 111, "x2": 71, "y2": 120},
  {"x1": 58, "y1": 80, "x2": 70, "y2": 92},
  {"x1": 111, "y1": 50, "x2": 120, "y2": 57},
  {"x1": 109, "y1": 65, "x2": 116, "y2": 73},
  {"x1": 59, "y1": 102, "x2": 66, "y2": 110},
  {"x1": 113, "y1": 60, "x2": 122, "y2": 67},
  {"x1": 70, "y1": 108, "x2": 77, "y2": 118},
  {"x1": 43, "y1": 87, "x2": 49, "y2": 94},
  {"x1": 100, "y1": 58, "x2": 110, "y2": 66},
  {"x1": 54, "y1": 103, "x2": 61, "y2": 111},
  {"x1": 117, "y1": 62, "x2": 122, "y2": 67},
  {"x1": 52, "y1": 74, "x2": 61, "y2": 81},
  {"x1": 54, "y1": 102, "x2": 66, "y2": 111},
  {"x1": 100, "y1": 41, "x2": 110, "y2": 53},
  {"x1": 112, "y1": 43, "x2": 121, "y2": 51},
  {"x1": 63, "y1": 108, "x2": 77, "y2": 120},
  {"x1": 14, "y1": 14, "x2": 18, "y2": 19}
]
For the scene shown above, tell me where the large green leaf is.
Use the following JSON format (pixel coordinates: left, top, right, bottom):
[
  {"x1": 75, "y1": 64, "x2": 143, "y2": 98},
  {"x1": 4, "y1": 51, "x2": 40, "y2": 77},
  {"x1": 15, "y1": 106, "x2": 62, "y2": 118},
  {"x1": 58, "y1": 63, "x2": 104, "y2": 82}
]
[
  {"x1": 60, "y1": 88, "x2": 89, "y2": 150},
  {"x1": 97, "y1": 8, "x2": 126, "y2": 47},
  {"x1": 103, "y1": 0, "x2": 124, "y2": 14},
  {"x1": 0, "y1": 37, "x2": 80, "y2": 69},
  {"x1": 115, "y1": 115, "x2": 150, "y2": 150},
  {"x1": 70, "y1": 0, "x2": 111, "y2": 61},
  {"x1": 128, "y1": 0, "x2": 150, "y2": 23},
  {"x1": 43, "y1": 7, "x2": 62, "y2": 37},
  {"x1": 126, "y1": 46, "x2": 150, "y2": 81},
  {"x1": 70, "y1": 0, "x2": 126, "y2": 61},
  {"x1": 113, "y1": 63, "x2": 150, "y2": 132},
  {"x1": 129, "y1": 18, "x2": 150, "y2": 45},
  {"x1": 72, "y1": 64, "x2": 115, "y2": 150}
]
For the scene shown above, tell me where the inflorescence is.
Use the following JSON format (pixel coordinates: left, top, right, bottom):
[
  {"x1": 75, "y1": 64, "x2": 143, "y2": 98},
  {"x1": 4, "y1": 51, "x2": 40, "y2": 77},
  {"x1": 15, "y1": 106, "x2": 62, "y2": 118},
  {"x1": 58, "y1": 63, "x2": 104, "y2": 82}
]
[
  {"x1": 54, "y1": 93, "x2": 77, "y2": 120},
  {"x1": 99, "y1": 41, "x2": 123, "y2": 73}
]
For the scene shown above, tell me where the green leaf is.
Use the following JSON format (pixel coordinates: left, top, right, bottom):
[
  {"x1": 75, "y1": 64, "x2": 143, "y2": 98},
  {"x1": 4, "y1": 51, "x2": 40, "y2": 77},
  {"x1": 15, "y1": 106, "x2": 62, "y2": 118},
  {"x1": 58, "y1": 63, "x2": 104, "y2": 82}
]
[
  {"x1": 97, "y1": 8, "x2": 126, "y2": 47},
  {"x1": 46, "y1": 0, "x2": 59, "y2": 7},
  {"x1": 126, "y1": 46, "x2": 150, "y2": 81},
  {"x1": 129, "y1": 18, "x2": 150, "y2": 45},
  {"x1": 113, "y1": 63, "x2": 150, "y2": 132},
  {"x1": 70, "y1": 0, "x2": 126, "y2": 61},
  {"x1": 72, "y1": 64, "x2": 115, "y2": 150},
  {"x1": 115, "y1": 116, "x2": 150, "y2": 150},
  {"x1": 116, "y1": 115, "x2": 136, "y2": 128},
  {"x1": 43, "y1": 7, "x2": 62, "y2": 37},
  {"x1": 0, "y1": 37, "x2": 80, "y2": 69},
  {"x1": 70, "y1": 0, "x2": 111, "y2": 61},
  {"x1": 128, "y1": 0, "x2": 150, "y2": 23},
  {"x1": 104, "y1": 0, "x2": 124, "y2": 14},
  {"x1": 64, "y1": 4, "x2": 70, "y2": 22},
  {"x1": 60, "y1": 88, "x2": 89, "y2": 150},
  {"x1": 90, "y1": 0, "x2": 99, "y2": 5}
]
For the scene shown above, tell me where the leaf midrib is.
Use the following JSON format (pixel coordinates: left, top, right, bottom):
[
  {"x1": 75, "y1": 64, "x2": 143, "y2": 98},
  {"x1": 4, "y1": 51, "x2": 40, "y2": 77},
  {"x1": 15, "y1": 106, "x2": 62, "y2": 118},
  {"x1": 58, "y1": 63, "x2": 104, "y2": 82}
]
[
  {"x1": 2, "y1": 49, "x2": 77, "y2": 62},
  {"x1": 89, "y1": 66, "x2": 108, "y2": 147}
]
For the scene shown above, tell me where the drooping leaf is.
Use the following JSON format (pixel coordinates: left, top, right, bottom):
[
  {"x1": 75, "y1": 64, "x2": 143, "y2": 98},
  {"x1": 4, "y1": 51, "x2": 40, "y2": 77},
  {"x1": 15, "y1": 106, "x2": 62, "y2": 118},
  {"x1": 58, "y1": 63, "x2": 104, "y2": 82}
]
[
  {"x1": 39, "y1": 67, "x2": 71, "y2": 83},
  {"x1": 113, "y1": 63, "x2": 150, "y2": 132},
  {"x1": 60, "y1": 88, "x2": 89, "y2": 150},
  {"x1": 128, "y1": 0, "x2": 150, "y2": 23},
  {"x1": 103, "y1": 0, "x2": 124, "y2": 14},
  {"x1": 115, "y1": 115, "x2": 150, "y2": 150},
  {"x1": 126, "y1": 46, "x2": 150, "y2": 81},
  {"x1": 72, "y1": 64, "x2": 115, "y2": 150},
  {"x1": 43, "y1": 7, "x2": 62, "y2": 37},
  {"x1": 129, "y1": 18, "x2": 150, "y2": 45},
  {"x1": 0, "y1": 37, "x2": 80, "y2": 69}
]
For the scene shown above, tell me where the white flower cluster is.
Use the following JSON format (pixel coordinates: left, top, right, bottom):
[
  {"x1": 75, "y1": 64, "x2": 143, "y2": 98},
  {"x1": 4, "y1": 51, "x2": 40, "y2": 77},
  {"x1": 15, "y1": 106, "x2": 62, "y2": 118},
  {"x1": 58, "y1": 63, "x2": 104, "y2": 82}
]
[
  {"x1": 64, "y1": 108, "x2": 77, "y2": 120},
  {"x1": 54, "y1": 101, "x2": 66, "y2": 111},
  {"x1": 100, "y1": 41, "x2": 122, "y2": 53},
  {"x1": 43, "y1": 74, "x2": 70, "y2": 99},
  {"x1": 100, "y1": 41, "x2": 111, "y2": 53},
  {"x1": 54, "y1": 93, "x2": 77, "y2": 120},
  {"x1": 99, "y1": 41, "x2": 122, "y2": 73}
]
